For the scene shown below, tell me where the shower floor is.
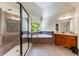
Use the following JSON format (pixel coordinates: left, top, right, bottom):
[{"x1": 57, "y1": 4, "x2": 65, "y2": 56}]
[{"x1": 4, "y1": 42, "x2": 31, "y2": 56}]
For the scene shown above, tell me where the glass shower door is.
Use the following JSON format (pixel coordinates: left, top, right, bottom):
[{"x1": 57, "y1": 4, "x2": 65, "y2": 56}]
[{"x1": 21, "y1": 6, "x2": 29, "y2": 56}]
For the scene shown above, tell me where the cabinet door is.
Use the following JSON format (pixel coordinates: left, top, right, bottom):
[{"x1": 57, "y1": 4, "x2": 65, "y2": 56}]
[
  {"x1": 54, "y1": 34, "x2": 62, "y2": 45},
  {"x1": 54, "y1": 34, "x2": 66, "y2": 46},
  {"x1": 58, "y1": 35, "x2": 66, "y2": 47},
  {"x1": 55, "y1": 38, "x2": 61, "y2": 45},
  {"x1": 61, "y1": 36, "x2": 66, "y2": 46},
  {"x1": 66, "y1": 36, "x2": 76, "y2": 48},
  {"x1": 62, "y1": 35, "x2": 68, "y2": 47}
]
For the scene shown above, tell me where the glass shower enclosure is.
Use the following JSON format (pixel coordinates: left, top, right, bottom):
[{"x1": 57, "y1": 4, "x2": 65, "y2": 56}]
[
  {"x1": 20, "y1": 3, "x2": 32, "y2": 56},
  {"x1": 0, "y1": 2, "x2": 32, "y2": 56}
]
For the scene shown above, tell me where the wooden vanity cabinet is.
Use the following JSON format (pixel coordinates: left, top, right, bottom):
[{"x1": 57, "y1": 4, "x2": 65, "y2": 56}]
[{"x1": 54, "y1": 33, "x2": 77, "y2": 48}]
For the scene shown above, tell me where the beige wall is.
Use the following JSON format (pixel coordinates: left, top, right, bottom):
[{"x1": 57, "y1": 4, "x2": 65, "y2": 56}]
[
  {"x1": 42, "y1": 15, "x2": 57, "y2": 31},
  {"x1": 74, "y1": 6, "x2": 79, "y2": 49},
  {"x1": 56, "y1": 8, "x2": 75, "y2": 32},
  {"x1": 42, "y1": 8, "x2": 75, "y2": 32}
]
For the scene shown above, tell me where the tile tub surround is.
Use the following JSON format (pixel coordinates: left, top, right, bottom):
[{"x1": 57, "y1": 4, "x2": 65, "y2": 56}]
[
  {"x1": 0, "y1": 33, "x2": 20, "y2": 56},
  {"x1": 32, "y1": 38, "x2": 52, "y2": 44}
]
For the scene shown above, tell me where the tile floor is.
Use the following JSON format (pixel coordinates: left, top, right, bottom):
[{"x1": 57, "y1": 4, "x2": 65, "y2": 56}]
[
  {"x1": 27, "y1": 44, "x2": 77, "y2": 56},
  {"x1": 4, "y1": 42, "x2": 28, "y2": 56}
]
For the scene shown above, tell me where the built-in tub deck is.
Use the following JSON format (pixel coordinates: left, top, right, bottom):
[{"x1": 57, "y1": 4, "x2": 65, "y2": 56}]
[{"x1": 22, "y1": 31, "x2": 53, "y2": 44}]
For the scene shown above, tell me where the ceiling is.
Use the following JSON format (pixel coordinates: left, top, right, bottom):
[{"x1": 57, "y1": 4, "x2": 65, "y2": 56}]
[
  {"x1": 35, "y1": 2, "x2": 53, "y2": 10},
  {"x1": 21, "y1": 2, "x2": 42, "y2": 19},
  {"x1": 43, "y1": 2, "x2": 74, "y2": 18},
  {"x1": 21, "y1": 2, "x2": 75, "y2": 19}
]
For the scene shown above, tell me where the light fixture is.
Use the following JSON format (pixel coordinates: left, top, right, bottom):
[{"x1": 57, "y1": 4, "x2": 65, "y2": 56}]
[{"x1": 58, "y1": 15, "x2": 72, "y2": 20}]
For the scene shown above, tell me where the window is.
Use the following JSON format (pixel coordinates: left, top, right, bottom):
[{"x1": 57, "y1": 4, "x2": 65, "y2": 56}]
[{"x1": 32, "y1": 22, "x2": 39, "y2": 32}]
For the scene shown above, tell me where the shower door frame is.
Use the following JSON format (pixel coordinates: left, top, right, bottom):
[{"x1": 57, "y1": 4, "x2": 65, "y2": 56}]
[{"x1": 20, "y1": 4, "x2": 29, "y2": 56}]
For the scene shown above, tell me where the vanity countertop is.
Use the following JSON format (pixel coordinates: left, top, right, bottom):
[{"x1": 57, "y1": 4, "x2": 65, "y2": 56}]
[{"x1": 54, "y1": 32, "x2": 77, "y2": 36}]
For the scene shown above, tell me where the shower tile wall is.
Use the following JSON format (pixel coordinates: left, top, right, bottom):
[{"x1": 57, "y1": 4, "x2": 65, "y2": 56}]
[
  {"x1": 2, "y1": 34, "x2": 20, "y2": 55},
  {"x1": 0, "y1": 17, "x2": 20, "y2": 55},
  {"x1": 0, "y1": 3, "x2": 20, "y2": 56}
]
